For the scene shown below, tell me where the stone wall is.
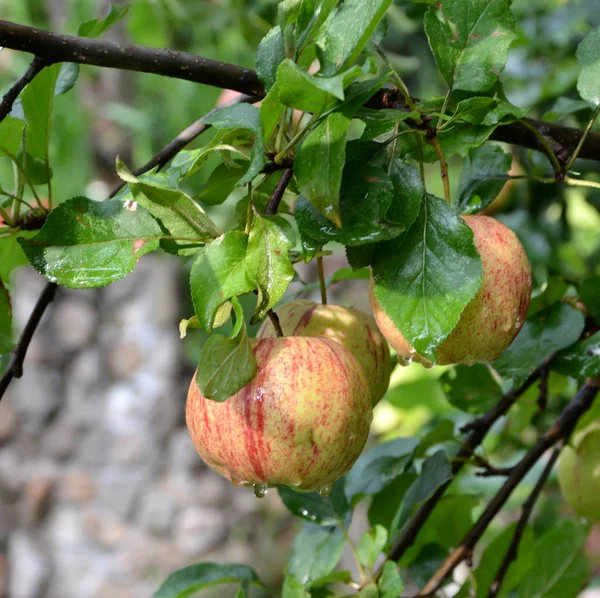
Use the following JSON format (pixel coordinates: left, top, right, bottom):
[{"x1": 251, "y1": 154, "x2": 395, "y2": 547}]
[{"x1": 0, "y1": 256, "x2": 296, "y2": 598}]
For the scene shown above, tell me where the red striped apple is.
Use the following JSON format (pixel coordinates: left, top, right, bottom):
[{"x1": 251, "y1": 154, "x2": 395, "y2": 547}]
[
  {"x1": 258, "y1": 300, "x2": 392, "y2": 405},
  {"x1": 558, "y1": 421, "x2": 600, "y2": 521},
  {"x1": 371, "y1": 215, "x2": 531, "y2": 366},
  {"x1": 186, "y1": 336, "x2": 372, "y2": 494}
]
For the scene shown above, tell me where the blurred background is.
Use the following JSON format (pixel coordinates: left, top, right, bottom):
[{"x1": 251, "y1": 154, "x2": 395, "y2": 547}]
[{"x1": 1, "y1": 0, "x2": 600, "y2": 596}]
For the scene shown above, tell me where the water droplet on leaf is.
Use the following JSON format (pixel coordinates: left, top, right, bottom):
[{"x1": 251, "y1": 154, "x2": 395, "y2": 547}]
[{"x1": 318, "y1": 485, "x2": 332, "y2": 496}]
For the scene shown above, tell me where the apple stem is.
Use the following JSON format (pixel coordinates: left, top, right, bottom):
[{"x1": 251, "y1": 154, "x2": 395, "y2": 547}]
[
  {"x1": 317, "y1": 256, "x2": 327, "y2": 305},
  {"x1": 267, "y1": 310, "x2": 284, "y2": 337}
]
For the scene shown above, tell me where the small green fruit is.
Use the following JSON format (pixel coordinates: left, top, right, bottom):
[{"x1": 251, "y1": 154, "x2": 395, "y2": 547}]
[
  {"x1": 558, "y1": 421, "x2": 600, "y2": 521},
  {"x1": 258, "y1": 300, "x2": 393, "y2": 405}
]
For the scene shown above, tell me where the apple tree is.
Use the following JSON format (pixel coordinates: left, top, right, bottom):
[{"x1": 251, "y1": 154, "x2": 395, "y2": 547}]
[{"x1": 0, "y1": 0, "x2": 600, "y2": 596}]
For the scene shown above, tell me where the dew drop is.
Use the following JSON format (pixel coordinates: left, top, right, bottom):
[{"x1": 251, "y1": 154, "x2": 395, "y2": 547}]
[
  {"x1": 398, "y1": 355, "x2": 413, "y2": 367},
  {"x1": 422, "y1": 361, "x2": 434, "y2": 370},
  {"x1": 253, "y1": 484, "x2": 268, "y2": 498},
  {"x1": 318, "y1": 485, "x2": 332, "y2": 496}
]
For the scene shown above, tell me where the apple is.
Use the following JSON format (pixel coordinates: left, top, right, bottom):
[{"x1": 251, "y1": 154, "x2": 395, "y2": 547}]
[
  {"x1": 186, "y1": 336, "x2": 372, "y2": 494},
  {"x1": 558, "y1": 421, "x2": 600, "y2": 522},
  {"x1": 371, "y1": 215, "x2": 532, "y2": 366},
  {"x1": 258, "y1": 300, "x2": 392, "y2": 405}
]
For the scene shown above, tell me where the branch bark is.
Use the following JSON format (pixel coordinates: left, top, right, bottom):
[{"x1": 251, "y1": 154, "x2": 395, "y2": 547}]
[
  {"x1": 415, "y1": 377, "x2": 600, "y2": 598},
  {"x1": 2, "y1": 19, "x2": 600, "y2": 162}
]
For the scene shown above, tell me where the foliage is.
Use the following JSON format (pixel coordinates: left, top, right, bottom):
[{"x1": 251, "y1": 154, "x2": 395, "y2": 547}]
[{"x1": 1, "y1": 0, "x2": 600, "y2": 597}]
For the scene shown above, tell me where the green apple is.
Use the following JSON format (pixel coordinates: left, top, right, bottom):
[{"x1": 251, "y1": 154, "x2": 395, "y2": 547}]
[
  {"x1": 258, "y1": 300, "x2": 393, "y2": 405},
  {"x1": 186, "y1": 336, "x2": 372, "y2": 494},
  {"x1": 558, "y1": 421, "x2": 600, "y2": 521},
  {"x1": 371, "y1": 215, "x2": 532, "y2": 366}
]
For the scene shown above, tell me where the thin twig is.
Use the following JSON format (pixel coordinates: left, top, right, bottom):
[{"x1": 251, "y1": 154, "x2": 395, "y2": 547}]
[
  {"x1": 0, "y1": 282, "x2": 57, "y2": 399},
  {"x1": 0, "y1": 56, "x2": 50, "y2": 123},
  {"x1": 565, "y1": 103, "x2": 600, "y2": 171},
  {"x1": 537, "y1": 362, "x2": 550, "y2": 413},
  {"x1": 267, "y1": 310, "x2": 284, "y2": 338},
  {"x1": 416, "y1": 378, "x2": 600, "y2": 598},
  {"x1": 265, "y1": 168, "x2": 293, "y2": 216},
  {"x1": 109, "y1": 92, "x2": 258, "y2": 198},
  {"x1": 469, "y1": 454, "x2": 516, "y2": 478},
  {"x1": 520, "y1": 120, "x2": 564, "y2": 177},
  {"x1": 488, "y1": 446, "x2": 562, "y2": 598},
  {"x1": 378, "y1": 359, "x2": 552, "y2": 577},
  {"x1": 317, "y1": 256, "x2": 327, "y2": 305}
]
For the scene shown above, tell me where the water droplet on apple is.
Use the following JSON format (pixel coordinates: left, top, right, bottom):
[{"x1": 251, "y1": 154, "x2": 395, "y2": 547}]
[
  {"x1": 398, "y1": 355, "x2": 413, "y2": 367},
  {"x1": 422, "y1": 361, "x2": 434, "y2": 370},
  {"x1": 318, "y1": 485, "x2": 332, "y2": 496},
  {"x1": 253, "y1": 484, "x2": 268, "y2": 498}
]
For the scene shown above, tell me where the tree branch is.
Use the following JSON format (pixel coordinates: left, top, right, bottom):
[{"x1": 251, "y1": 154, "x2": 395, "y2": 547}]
[
  {"x1": 0, "y1": 55, "x2": 50, "y2": 123},
  {"x1": 488, "y1": 445, "x2": 561, "y2": 598},
  {"x1": 0, "y1": 281, "x2": 57, "y2": 399},
  {"x1": 3, "y1": 20, "x2": 600, "y2": 163},
  {"x1": 415, "y1": 377, "x2": 600, "y2": 598},
  {"x1": 265, "y1": 168, "x2": 293, "y2": 216},
  {"x1": 380, "y1": 360, "x2": 550, "y2": 574},
  {"x1": 0, "y1": 20, "x2": 264, "y2": 96},
  {"x1": 109, "y1": 92, "x2": 259, "y2": 198}
]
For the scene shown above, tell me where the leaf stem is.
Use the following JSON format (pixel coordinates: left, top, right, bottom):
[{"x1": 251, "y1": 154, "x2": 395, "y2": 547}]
[
  {"x1": 274, "y1": 113, "x2": 319, "y2": 165},
  {"x1": 429, "y1": 136, "x2": 450, "y2": 204},
  {"x1": 317, "y1": 256, "x2": 327, "y2": 305},
  {"x1": 565, "y1": 103, "x2": 600, "y2": 171},
  {"x1": 267, "y1": 310, "x2": 284, "y2": 337},
  {"x1": 373, "y1": 44, "x2": 416, "y2": 111},
  {"x1": 340, "y1": 526, "x2": 368, "y2": 586},
  {"x1": 245, "y1": 182, "x2": 253, "y2": 235}
]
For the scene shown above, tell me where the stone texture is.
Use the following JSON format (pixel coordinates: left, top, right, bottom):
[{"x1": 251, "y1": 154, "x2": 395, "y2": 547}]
[{"x1": 7, "y1": 531, "x2": 51, "y2": 598}]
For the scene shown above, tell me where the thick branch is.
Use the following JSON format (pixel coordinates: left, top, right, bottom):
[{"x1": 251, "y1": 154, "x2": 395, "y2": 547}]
[
  {"x1": 416, "y1": 378, "x2": 600, "y2": 598},
  {"x1": 0, "y1": 20, "x2": 263, "y2": 96},
  {"x1": 2, "y1": 20, "x2": 600, "y2": 162},
  {"x1": 0, "y1": 281, "x2": 57, "y2": 399},
  {"x1": 0, "y1": 55, "x2": 50, "y2": 123},
  {"x1": 381, "y1": 360, "x2": 549, "y2": 572},
  {"x1": 488, "y1": 446, "x2": 561, "y2": 598}
]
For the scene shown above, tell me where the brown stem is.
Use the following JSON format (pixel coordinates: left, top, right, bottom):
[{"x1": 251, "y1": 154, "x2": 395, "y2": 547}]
[
  {"x1": 416, "y1": 378, "x2": 600, "y2": 598},
  {"x1": 2, "y1": 20, "x2": 600, "y2": 162},
  {"x1": 0, "y1": 281, "x2": 58, "y2": 399},
  {"x1": 0, "y1": 55, "x2": 50, "y2": 123},
  {"x1": 488, "y1": 446, "x2": 561, "y2": 598},
  {"x1": 267, "y1": 310, "x2": 284, "y2": 337},
  {"x1": 317, "y1": 256, "x2": 327, "y2": 305},
  {"x1": 429, "y1": 136, "x2": 450, "y2": 204},
  {"x1": 109, "y1": 92, "x2": 259, "y2": 198},
  {"x1": 265, "y1": 168, "x2": 293, "y2": 216}
]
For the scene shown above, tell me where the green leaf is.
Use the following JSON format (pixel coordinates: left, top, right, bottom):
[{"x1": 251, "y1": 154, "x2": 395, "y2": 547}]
[
  {"x1": 190, "y1": 232, "x2": 255, "y2": 331},
  {"x1": 295, "y1": 0, "x2": 337, "y2": 54},
  {"x1": 577, "y1": 27, "x2": 600, "y2": 105},
  {"x1": 295, "y1": 161, "x2": 405, "y2": 247},
  {"x1": 358, "y1": 583, "x2": 379, "y2": 598},
  {"x1": 195, "y1": 298, "x2": 257, "y2": 402},
  {"x1": 368, "y1": 472, "x2": 417, "y2": 531},
  {"x1": 440, "y1": 363, "x2": 503, "y2": 414},
  {"x1": 0, "y1": 117, "x2": 25, "y2": 155},
  {"x1": 579, "y1": 276, "x2": 600, "y2": 322},
  {"x1": 311, "y1": 570, "x2": 353, "y2": 588},
  {"x1": 390, "y1": 450, "x2": 453, "y2": 537},
  {"x1": 55, "y1": 63, "x2": 79, "y2": 96},
  {"x1": 493, "y1": 304, "x2": 586, "y2": 387},
  {"x1": 518, "y1": 519, "x2": 589, "y2": 598},
  {"x1": 0, "y1": 280, "x2": 13, "y2": 354},
  {"x1": 387, "y1": 159, "x2": 424, "y2": 229},
  {"x1": 277, "y1": 60, "x2": 362, "y2": 113},
  {"x1": 197, "y1": 163, "x2": 246, "y2": 206},
  {"x1": 543, "y1": 97, "x2": 591, "y2": 122},
  {"x1": 456, "y1": 145, "x2": 512, "y2": 214},
  {"x1": 424, "y1": 0, "x2": 516, "y2": 93},
  {"x1": 0, "y1": 234, "x2": 32, "y2": 282},
  {"x1": 414, "y1": 419, "x2": 456, "y2": 458},
  {"x1": 378, "y1": 561, "x2": 404, "y2": 598},
  {"x1": 20, "y1": 152, "x2": 52, "y2": 185},
  {"x1": 19, "y1": 196, "x2": 161, "y2": 288},
  {"x1": 278, "y1": 479, "x2": 349, "y2": 526},
  {"x1": 152, "y1": 562, "x2": 264, "y2": 598},
  {"x1": 316, "y1": 0, "x2": 393, "y2": 76},
  {"x1": 527, "y1": 276, "x2": 569, "y2": 317},
  {"x1": 204, "y1": 104, "x2": 265, "y2": 185},
  {"x1": 358, "y1": 108, "x2": 419, "y2": 142},
  {"x1": 372, "y1": 194, "x2": 483, "y2": 361},
  {"x1": 450, "y1": 97, "x2": 497, "y2": 125},
  {"x1": 295, "y1": 112, "x2": 351, "y2": 226},
  {"x1": 282, "y1": 575, "x2": 310, "y2": 598},
  {"x1": 287, "y1": 523, "x2": 345, "y2": 585},
  {"x1": 475, "y1": 522, "x2": 534, "y2": 598},
  {"x1": 256, "y1": 26, "x2": 286, "y2": 92},
  {"x1": 552, "y1": 331, "x2": 600, "y2": 379},
  {"x1": 357, "y1": 525, "x2": 388, "y2": 569},
  {"x1": 116, "y1": 159, "x2": 219, "y2": 255},
  {"x1": 345, "y1": 437, "x2": 419, "y2": 502},
  {"x1": 247, "y1": 212, "x2": 295, "y2": 321},
  {"x1": 260, "y1": 83, "x2": 286, "y2": 147},
  {"x1": 21, "y1": 63, "x2": 60, "y2": 161},
  {"x1": 78, "y1": 3, "x2": 131, "y2": 38}
]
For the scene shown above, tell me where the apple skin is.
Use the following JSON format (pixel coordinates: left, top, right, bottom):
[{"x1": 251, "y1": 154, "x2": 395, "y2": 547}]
[
  {"x1": 186, "y1": 336, "x2": 372, "y2": 492},
  {"x1": 371, "y1": 215, "x2": 532, "y2": 366},
  {"x1": 558, "y1": 422, "x2": 600, "y2": 522},
  {"x1": 258, "y1": 300, "x2": 392, "y2": 406}
]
